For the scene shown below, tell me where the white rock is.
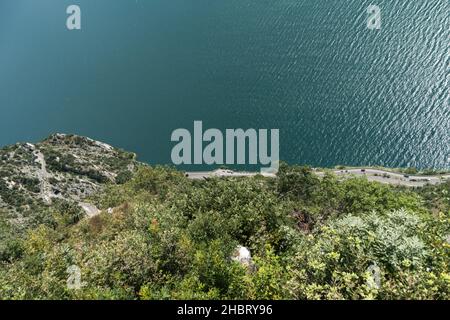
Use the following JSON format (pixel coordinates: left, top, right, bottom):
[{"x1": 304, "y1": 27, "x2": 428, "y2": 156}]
[
  {"x1": 232, "y1": 245, "x2": 252, "y2": 264},
  {"x1": 6, "y1": 180, "x2": 16, "y2": 189},
  {"x1": 94, "y1": 141, "x2": 114, "y2": 151},
  {"x1": 80, "y1": 202, "x2": 100, "y2": 217},
  {"x1": 25, "y1": 143, "x2": 35, "y2": 150},
  {"x1": 54, "y1": 133, "x2": 67, "y2": 139}
]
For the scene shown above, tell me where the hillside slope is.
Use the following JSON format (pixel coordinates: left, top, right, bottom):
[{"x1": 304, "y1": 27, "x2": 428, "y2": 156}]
[
  {"x1": 0, "y1": 136, "x2": 448, "y2": 300},
  {"x1": 0, "y1": 134, "x2": 137, "y2": 227}
]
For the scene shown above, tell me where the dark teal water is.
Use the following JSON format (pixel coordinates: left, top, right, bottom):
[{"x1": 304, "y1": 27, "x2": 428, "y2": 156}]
[{"x1": 0, "y1": 0, "x2": 448, "y2": 169}]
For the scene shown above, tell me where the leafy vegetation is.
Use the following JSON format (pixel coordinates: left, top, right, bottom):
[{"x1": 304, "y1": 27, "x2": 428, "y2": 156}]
[{"x1": 0, "y1": 163, "x2": 448, "y2": 300}]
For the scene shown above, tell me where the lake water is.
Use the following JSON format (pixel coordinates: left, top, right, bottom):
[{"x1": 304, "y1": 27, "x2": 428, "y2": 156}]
[{"x1": 0, "y1": 0, "x2": 448, "y2": 170}]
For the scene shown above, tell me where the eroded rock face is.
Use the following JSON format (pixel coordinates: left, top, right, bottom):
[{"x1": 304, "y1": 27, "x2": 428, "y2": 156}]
[{"x1": 0, "y1": 134, "x2": 138, "y2": 226}]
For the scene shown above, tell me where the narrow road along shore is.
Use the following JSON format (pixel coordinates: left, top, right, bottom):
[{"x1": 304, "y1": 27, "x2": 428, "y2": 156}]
[{"x1": 186, "y1": 169, "x2": 450, "y2": 188}]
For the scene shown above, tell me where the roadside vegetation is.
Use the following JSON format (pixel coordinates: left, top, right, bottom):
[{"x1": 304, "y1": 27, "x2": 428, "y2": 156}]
[{"x1": 334, "y1": 165, "x2": 450, "y2": 176}]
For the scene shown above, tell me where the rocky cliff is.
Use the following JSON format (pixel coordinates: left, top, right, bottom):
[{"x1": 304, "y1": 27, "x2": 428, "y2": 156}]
[{"x1": 0, "y1": 134, "x2": 138, "y2": 226}]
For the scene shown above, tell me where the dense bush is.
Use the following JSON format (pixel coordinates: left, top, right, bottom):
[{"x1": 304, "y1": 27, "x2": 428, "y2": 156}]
[{"x1": 0, "y1": 165, "x2": 448, "y2": 300}]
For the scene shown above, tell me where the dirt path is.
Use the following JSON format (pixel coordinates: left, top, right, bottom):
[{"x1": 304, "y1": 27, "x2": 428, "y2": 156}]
[{"x1": 33, "y1": 148, "x2": 54, "y2": 203}]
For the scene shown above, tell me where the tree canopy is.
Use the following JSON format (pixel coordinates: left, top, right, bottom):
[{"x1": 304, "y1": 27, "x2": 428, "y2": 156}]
[{"x1": 0, "y1": 164, "x2": 448, "y2": 300}]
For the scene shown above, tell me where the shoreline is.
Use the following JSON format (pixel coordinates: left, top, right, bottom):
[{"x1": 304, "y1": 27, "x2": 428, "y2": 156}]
[{"x1": 186, "y1": 167, "x2": 450, "y2": 188}]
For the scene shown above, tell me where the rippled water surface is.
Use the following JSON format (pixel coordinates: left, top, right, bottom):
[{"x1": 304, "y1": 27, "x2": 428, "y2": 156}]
[{"x1": 0, "y1": 0, "x2": 448, "y2": 168}]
